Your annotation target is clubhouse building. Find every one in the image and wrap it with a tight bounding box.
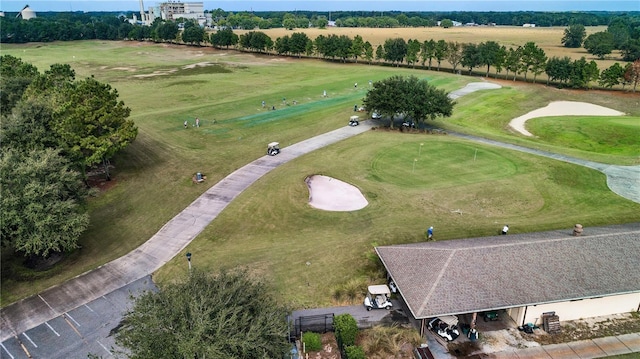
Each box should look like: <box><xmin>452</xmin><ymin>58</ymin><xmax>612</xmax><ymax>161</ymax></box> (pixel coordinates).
<box><xmin>375</xmin><ymin>223</ymin><xmax>640</xmax><ymax>335</ymax></box>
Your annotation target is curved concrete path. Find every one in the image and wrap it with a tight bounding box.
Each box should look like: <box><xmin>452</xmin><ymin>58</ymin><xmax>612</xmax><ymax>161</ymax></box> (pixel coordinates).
<box><xmin>2</xmin><ymin>82</ymin><xmax>638</xmax><ymax>347</ymax></box>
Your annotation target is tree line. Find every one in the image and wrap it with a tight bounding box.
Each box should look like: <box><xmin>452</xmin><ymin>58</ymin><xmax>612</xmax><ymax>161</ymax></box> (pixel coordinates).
<box><xmin>208</xmin><ymin>29</ymin><xmax>638</xmax><ymax>91</ymax></box>
<box><xmin>0</xmin><ymin>55</ymin><xmax>137</xmax><ymax>261</ymax></box>
<box><xmin>2</xmin><ymin>12</ymin><xmax>638</xmax><ymax>91</ymax></box>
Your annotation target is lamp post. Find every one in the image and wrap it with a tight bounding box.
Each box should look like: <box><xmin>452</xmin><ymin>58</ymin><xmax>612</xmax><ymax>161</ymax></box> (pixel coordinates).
<box><xmin>186</xmin><ymin>252</ymin><xmax>192</xmax><ymax>271</ymax></box>
<box><xmin>419</xmin><ymin>143</ymin><xmax>424</xmax><ymax>156</ymax></box>
<box><xmin>412</xmin><ymin>158</ymin><xmax>417</xmax><ymax>173</ymax></box>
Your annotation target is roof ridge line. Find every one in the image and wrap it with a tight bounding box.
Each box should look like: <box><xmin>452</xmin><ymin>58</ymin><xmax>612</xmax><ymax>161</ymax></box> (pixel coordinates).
<box><xmin>417</xmin><ymin>249</ymin><xmax>457</xmax><ymax>316</ymax></box>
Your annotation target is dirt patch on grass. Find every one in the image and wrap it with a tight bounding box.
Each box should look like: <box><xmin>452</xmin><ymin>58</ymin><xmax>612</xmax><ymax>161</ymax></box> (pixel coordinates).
<box><xmin>304</xmin><ymin>332</ymin><xmax>340</xmax><ymax>359</ymax></box>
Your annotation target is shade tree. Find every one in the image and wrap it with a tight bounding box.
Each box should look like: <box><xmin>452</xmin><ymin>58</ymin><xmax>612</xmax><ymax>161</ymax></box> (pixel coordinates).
<box><xmin>115</xmin><ymin>269</ymin><xmax>290</xmax><ymax>359</ymax></box>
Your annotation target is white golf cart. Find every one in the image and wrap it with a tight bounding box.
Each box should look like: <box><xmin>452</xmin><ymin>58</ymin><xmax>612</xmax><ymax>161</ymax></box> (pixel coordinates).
<box><xmin>427</xmin><ymin>315</ymin><xmax>460</xmax><ymax>342</ymax></box>
<box><xmin>267</xmin><ymin>142</ymin><xmax>280</xmax><ymax>156</ymax></box>
<box><xmin>349</xmin><ymin>115</ymin><xmax>359</xmax><ymax>126</ymax></box>
<box><xmin>363</xmin><ymin>284</ymin><xmax>393</xmax><ymax>311</ymax></box>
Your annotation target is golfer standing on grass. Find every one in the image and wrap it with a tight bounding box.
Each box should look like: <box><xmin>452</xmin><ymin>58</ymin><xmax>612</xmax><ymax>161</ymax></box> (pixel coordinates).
<box><xmin>501</xmin><ymin>224</ymin><xmax>509</xmax><ymax>235</ymax></box>
<box><xmin>427</xmin><ymin>226</ymin><xmax>434</xmax><ymax>240</ymax></box>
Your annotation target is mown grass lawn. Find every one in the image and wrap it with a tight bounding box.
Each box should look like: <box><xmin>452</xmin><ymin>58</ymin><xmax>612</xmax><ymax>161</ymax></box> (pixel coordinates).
<box><xmin>1</xmin><ymin>40</ymin><xmax>638</xmax><ymax>306</ymax></box>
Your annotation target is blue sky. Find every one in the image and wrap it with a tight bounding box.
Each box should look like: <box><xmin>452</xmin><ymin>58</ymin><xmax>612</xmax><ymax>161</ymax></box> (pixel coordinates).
<box><xmin>1</xmin><ymin>0</ymin><xmax>638</xmax><ymax>13</ymax></box>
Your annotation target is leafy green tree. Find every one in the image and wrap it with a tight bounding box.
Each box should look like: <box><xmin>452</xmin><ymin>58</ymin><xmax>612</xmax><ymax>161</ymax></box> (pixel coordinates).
<box><xmin>621</xmin><ymin>39</ymin><xmax>640</xmax><ymax>62</ymax></box>
<box><xmin>275</xmin><ymin>35</ymin><xmax>290</xmax><ymax>54</ymax></box>
<box><xmin>505</xmin><ymin>46</ymin><xmax>522</xmax><ymax>81</ymax></box>
<box><xmin>0</xmin><ymin>55</ymin><xmax>40</xmax><ymax>114</ymax></box>
<box><xmin>335</xmin><ymin>35</ymin><xmax>353</xmax><ymax>62</ymax></box>
<box><xmin>440</xmin><ymin>19</ymin><xmax>454</xmax><ymax>28</ymax></box>
<box><xmin>289</xmin><ymin>32</ymin><xmax>310</xmax><ymax>57</ymax></box>
<box><xmin>375</xmin><ymin>44</ymin><xmax>385</xmax><ymax>62</ymax></box>
<box><xmin>584</xmin><ymin>32</ymin><xmax>614</xmax><ymax>59</ymax></box>
<box><xmin>0</xmin><ymin>148</ymin><xmax>89</xmax><ymax>258</ymax></box>
<box><xmin>316</xmin><ymin>17</ymin><xmax>328</xmax><ymax>29</ymax></box>
<box><xmin>420</xmin><ymin>39</ymin><xmax>436</xmax><ymax>69</ymax></box>
<box><xmin>181</xmin><ymin>23</ymin><xmax>205</xmax><ymax>45</ymax></box>
<box><xmin>115</xmin><ymin>269</ymin><xmax>290</xmax><ymax>359</ymax></box>
<box><xmin>209</xmin><ymin>28</ymin><xmax>238</xmax><ymax>48</ymax></box>
<box><xmin>446</xmin><ymin>41</ymin><xmax>463</xmax><ymax>73</ymax></box>
<box><xmin>363</xmin><ymin>75</ymin><xmax>454</xmax><ymax>128</ymax></box>
<box><xmin>305</xmin><ymin>38</ymin><xmax>315</xmax><ymax>56</ymax></box>
<box><xmin>607</xmin><ymin>17</ymin><xmax>631</xmax><ymax>49</ymax></box>
<box><xmin>520</xmin><ymin>41</ymin><xmax>547</xmax><ymax>82</ymax></box>
<box><xmin>154</xmin><ymin>21</ymin><xmax>178</xmax><ymax>42</ymax></box>
<box><xmin>562</xmin><ymin>24</ymin><xmax>586</xmax><ymax>48</ymax></box>
<box><xmin>351</xmin><ymin>35</ymin><xmax>365</xmax><ymax>62</ymax></box>
<box><xmin>478</xmin><ymin>40</ymin><xmax>501</xmax><ymax>77</ymax></box>
<box><xmin>239</xmin><ymin>31</ymin><xmax>273</xmax><ymax>53</ymax></box>
<box><xmin>598</xmin><ymin>63</ymin><xmax>626</xmax><ymax>88</ymax></box>
<box><xmin>383</xmin><ymin>38</ymin><xmax>407</xmax><ymax>65</ymax></box>
<box><xmin>493</xmin><ymin>45</ymin><xmax>508</xmax><ymax>78</ymax></box>
<box><xmin>363</xmin><ymin>41</ymin><xmax>374</xmax><ymax>64</ymax></box>
<box><xmin>52</xmin><ymin>77</ymin><xmax>137</xmax><ymax>180</ymax></box>
<box><xmin>545</xmin><ymin>56</ymin><xmax>573</xmax><ymax>85</ymax></box>
<box><xmin>461</xmin><ymin>43</ymin><xmax>481</xmax><ymax>75</ymax></box>
<box><xmin>283</xmin><ymin>17</ymin><xmax>296</xmax><ymax>30</ymax></box>
<box><xmin>434</xmin><ymin>40</ymin><xmax>448</xmax><ymax>71</ymax></box>
<box><xmin>569</xmin><ymin>57</ymin><xmax>600</xmax><ymax>89</ymax></box>
<box><xmin>406</xmin><ymin>39</ymin><xmax>421</xmax><ymax>67</ymax></box>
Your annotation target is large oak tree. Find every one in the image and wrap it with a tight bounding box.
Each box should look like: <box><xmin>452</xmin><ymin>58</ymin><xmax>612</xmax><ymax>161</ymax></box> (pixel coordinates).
<box><xmin>115</xmin><ymin>270</ymin><xmax>290</xmax><ymax>359</ymax></box>
<box><xmin>363</xmin><ymin>75</ymin><xmax>454</xmax><ymax>128</ymax></box>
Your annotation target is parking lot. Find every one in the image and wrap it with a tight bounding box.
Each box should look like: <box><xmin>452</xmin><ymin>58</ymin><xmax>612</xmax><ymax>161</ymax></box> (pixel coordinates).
<box><xmin>1</xmin><ymin>276</ymin><xmax>156</xmax><ymax>359</ymax></box>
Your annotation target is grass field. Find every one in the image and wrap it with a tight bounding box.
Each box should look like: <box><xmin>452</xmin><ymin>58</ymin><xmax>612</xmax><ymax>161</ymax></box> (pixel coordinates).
<box><xmin>1</xmin><ymin>40</ymin><xmax>639</xmax><ymax>306</ymax></box>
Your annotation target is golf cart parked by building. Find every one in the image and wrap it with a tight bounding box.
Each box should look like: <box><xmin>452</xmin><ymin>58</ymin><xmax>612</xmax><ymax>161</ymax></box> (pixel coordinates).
<box><xmin>267</xmin><ymin>142</ymin><xmax>280</xmax><ymax>156</ymax></box>
<box><xmin>349</xmin><ymin>115</ymin><xmax>359</xmax><ymax>126</ymax></box>
<box><xmin>364</xmin><ymin>285</ymin><xmax>393</xmax><ymax>311</ymax></box>
<box><xmin>427</xmin><ymin>315</ymin><xmax>460</xmax><ymax>342</ymax></box>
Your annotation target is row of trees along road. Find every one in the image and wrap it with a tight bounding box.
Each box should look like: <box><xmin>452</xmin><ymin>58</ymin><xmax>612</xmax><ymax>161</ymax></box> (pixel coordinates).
<box><xmin>0</xmin><ymin>55</ymin><xmax>137</xmax><ymax>262</ymax></box>
<box><xmin>219</xmin><ymin>30</ymin><xmax>639</xmax><ymax>91</ymax></box>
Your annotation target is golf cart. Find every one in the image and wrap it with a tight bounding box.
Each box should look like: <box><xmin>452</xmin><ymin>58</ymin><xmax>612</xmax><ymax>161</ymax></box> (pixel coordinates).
<box><xmin>427</xmin><ymin>315</ymin><xmax>460</xmax><ymax>342</ymax></box>
<box><xmin>267</xmin><ymin>142</ymin><xmax>280</xmax><ymax>156</ymax></box>
<box><xmin>349</xmin><ymin>115</ymin><xmax>359</xmax><ymax>126</ymax></box>
<box><xmin>364</xmin><ymin>285</ymin><xmax>393</xmax><ymax>311</ymax></box>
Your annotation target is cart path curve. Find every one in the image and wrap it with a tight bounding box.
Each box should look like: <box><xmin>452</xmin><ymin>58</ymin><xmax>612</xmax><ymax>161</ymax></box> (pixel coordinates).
<box><xmin>2</xmin><ymin>82</ymin><xmax>638</xmax><ymax>344</ymax></box>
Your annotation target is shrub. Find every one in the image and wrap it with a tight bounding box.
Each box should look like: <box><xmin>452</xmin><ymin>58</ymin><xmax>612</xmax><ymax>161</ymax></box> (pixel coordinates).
<box><xmin>344</xmin><ymin>345</ymin><xmax>366</xmax><ymax>359</ymax></box>
<box><xmin>334</xmin><ymin>313</ymin><xmax>358</xmax><ymax>350</ymax></box>
<box><xmin>301</xmin><ymin>331</ymin><xmax>322</xmax><ymax>351</ymax></box>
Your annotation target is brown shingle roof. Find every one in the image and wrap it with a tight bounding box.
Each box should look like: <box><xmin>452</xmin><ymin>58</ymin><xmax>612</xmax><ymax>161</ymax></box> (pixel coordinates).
<box><xmin>376</xmin><ymin>223</ymin><xmax>640</xmax><ymax>319</ymax></box>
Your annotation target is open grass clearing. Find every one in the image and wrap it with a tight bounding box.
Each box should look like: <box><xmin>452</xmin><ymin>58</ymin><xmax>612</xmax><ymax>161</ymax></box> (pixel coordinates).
<box><xmin>1</xmin><ymin>41</ymin><xmax>638</xmax><ymax>306</ymax></box>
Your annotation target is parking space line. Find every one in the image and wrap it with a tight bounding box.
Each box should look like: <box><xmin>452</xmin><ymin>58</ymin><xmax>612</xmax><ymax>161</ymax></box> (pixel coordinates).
<box><xmin>63</xmin><ymin>315</ymin><xmax>84</xmax><ymax>339</ymax></box>
<box><xmin>18</xmin><ymin>340</ymin><xmax>31</xmax><ymax>359</ymax></box>
<box><xmin>84</xmin><ymin>304</ymin><xmax>95</xmax><ymax>312</ymax></box>
<box><xmin>97</xmin><ymin>340</ymin><xmax>111</xmax><ymax>355</ymax></box>
<box><xmin>22</xmin><ymin>333</ymin><xmax>37</xmax><ymax>348</ymax></box>
<box><xmin>44</xmin><ymin>321</ymin><xmax>60</xmax><ymax>337</ymax></box>
<box><xmin>1</xmin><ymin>343</ymin><xmax>15</xmax><ymax>359</ymax></box>
<box><xmin>65</xmin><ymin>312</ymin><xmax>81</xmax><ymax>327</ymax></box>
<box><xmin>38</xmin><ymin>294</ymin><xmax>56</xmax><ymax>313</ymax></box>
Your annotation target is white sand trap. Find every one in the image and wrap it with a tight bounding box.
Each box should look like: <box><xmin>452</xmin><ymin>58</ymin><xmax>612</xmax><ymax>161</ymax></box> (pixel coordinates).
<box><xmin>509</xmin><ymin>101</ymin><xmax>625</xmax><ymax>137</ymax></box>
<box><xmin>306</xmin><ymin>175</ymin><xmax>368</xmax><ymax>211</ymax></box>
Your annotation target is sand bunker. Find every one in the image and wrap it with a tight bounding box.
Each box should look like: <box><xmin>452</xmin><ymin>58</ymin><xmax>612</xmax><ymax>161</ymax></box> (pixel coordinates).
<box><xmin>306</xmin><ymin>175</ymin><xmax>368</xmax><ymax>211</ymax></box>
<box><xmin>509</xmin><ymin>101</ymin><xmax>625</xmax><ymax>137</ymax></box>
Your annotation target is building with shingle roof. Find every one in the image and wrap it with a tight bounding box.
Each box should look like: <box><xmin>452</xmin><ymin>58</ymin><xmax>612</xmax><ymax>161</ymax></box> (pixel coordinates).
<box><xmin>376</xmin><ymin>223</ymin><xmax>640</xmax><ymax>333</ymax></box>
